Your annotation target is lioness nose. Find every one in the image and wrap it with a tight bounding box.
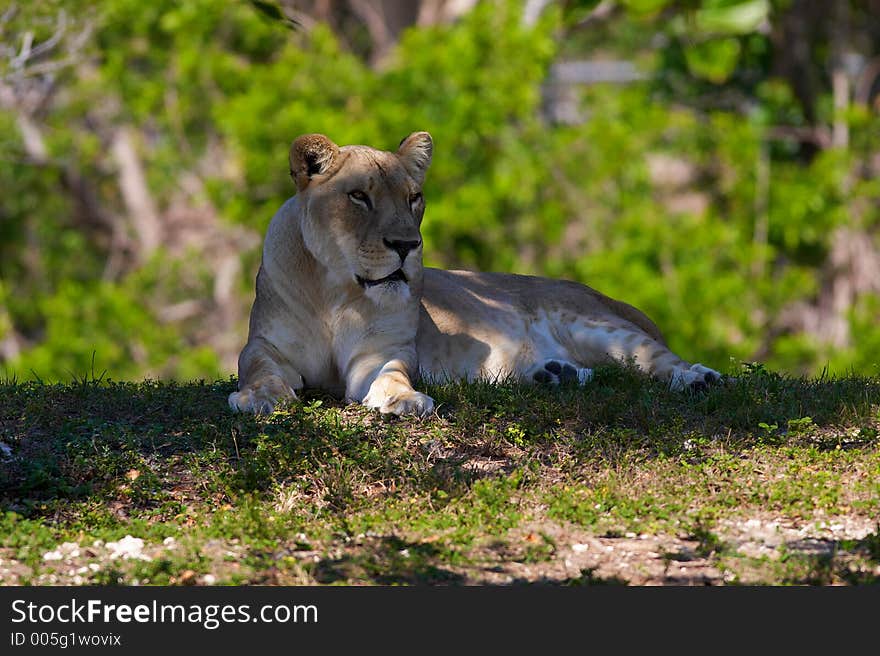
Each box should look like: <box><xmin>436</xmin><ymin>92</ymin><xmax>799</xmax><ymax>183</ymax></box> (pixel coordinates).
<box><xmin>384</xmin><ymin>238</ymin><xmax>421</xmax><ymax>262</ymax></box>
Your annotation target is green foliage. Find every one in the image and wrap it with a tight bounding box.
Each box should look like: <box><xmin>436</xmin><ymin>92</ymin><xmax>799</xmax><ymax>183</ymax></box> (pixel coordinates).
<box><xmin>19</xmin><ymin>277</ymin><xmax>219</xmax><ymax>382</ymax></box>
<box><xmin>1</xmin><ymin>0</ymin><xmax>879</xmax><ymax>381</ymax></box>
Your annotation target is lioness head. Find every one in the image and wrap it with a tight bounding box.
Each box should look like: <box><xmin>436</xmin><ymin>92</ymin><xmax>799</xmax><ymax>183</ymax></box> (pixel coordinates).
<box><xmin>289</xmin><ymin>131</ymin><xmax>433</xmax><ymax>306</ymax></box>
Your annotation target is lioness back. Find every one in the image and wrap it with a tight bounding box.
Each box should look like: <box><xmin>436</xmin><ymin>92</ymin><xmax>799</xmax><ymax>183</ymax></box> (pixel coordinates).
<box><xmin>417</xmin><ymin>268</ymin><xmax>676</xmax><ymax>384</ymax></box>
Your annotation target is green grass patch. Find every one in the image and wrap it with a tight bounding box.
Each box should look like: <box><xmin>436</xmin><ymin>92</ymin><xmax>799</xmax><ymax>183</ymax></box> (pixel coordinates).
<box><xmin>1</xmin><ymin>365</ymin><xmax>879</xmax><ymax>585</ymax></box>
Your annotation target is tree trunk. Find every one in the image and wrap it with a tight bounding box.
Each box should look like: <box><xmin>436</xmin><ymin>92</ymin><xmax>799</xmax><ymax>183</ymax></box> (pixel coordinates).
<box><xmin>110</xmin><ymin>127</ymin><xmax>162</xmax><ymax>261</ymax></box>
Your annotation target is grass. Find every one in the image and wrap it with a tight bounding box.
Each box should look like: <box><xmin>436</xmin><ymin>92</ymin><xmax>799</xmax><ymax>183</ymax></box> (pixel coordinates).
<box><xmin>1</xmin><ymin>363</ymin><xmax>879</xmax><ymax>585</ymax></box>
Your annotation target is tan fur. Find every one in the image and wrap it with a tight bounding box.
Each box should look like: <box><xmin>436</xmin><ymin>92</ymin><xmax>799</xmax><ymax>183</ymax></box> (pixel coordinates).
<box><xmin>230</xmin><ymin>133</ymin><xmax>719</xmax><ymax>416</ymax></box>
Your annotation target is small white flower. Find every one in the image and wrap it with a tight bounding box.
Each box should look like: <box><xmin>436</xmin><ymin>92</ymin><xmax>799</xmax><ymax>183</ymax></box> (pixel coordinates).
<box><xmin>60</xmin><ymin>542</ymin><xmax>80</xmax><ymax>558</ymax></box>
<box><xmin>106</xmin><ymin>535</ymin><xmax>152</xmax><ymax>561</ymax></box>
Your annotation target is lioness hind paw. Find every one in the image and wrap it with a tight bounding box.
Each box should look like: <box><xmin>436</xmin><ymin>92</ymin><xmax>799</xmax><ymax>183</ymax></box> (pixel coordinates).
<box><xmin>669</xmin><ymin>363</ymin><xmax>722</xmax><ymax>393</ymax></box>
<box><xmin>532</xmin><ymin>360</ymin><xmax>594</xmax><ymax>386</ymax></box>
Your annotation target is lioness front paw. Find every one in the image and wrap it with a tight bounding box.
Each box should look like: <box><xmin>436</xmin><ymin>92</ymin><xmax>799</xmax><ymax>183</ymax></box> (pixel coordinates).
<box><xmin>228</xmin><ymin>376</ymin><xmax>297</xmax><ymax>414</ymax></box>
<box><xmin>669</xmin><ymin>363</ymin><xmax>722</xmax><ymax>393</ymax></box>
<box><xmin>362</xmin><ymin>389</ymin><xmax>435</xmax><ymax>417</ymax></box>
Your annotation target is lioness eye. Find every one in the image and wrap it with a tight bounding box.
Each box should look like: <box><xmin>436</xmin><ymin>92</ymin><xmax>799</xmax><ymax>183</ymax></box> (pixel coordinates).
<box><xmin>348</xmin><ymin>190</ymin><xmax>372</xmax><ymax>210</ymax></box>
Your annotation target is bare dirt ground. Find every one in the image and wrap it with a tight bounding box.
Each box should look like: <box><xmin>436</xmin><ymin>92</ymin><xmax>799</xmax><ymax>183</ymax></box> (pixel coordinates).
<box><xmin>3</xmin><ymin>513</ymin><xmax>876</xmax><ymax>586</ymax></box>
<box><xmin>450</xmin><ymin>514</ymin><xmax>878</xmax><ymax>585</ymax></box>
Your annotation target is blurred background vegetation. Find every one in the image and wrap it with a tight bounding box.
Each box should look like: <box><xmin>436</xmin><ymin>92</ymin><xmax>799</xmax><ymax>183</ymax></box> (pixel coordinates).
<box><xmin>1</xmin><ymin>0</ymin><xmax>880</xmax><ymax>382</ymax></box>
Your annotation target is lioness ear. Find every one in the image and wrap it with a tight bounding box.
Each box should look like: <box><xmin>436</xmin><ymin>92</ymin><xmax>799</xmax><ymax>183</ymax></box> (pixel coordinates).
<box><xmin>289</xmin><ymin>134</ymin><xmax>340</xmax><ymax>192</ymax></box>
<box><xmin>397</xmin><ymin>131</ymin><xmax>433</xmax><ymax>185</ymax></box>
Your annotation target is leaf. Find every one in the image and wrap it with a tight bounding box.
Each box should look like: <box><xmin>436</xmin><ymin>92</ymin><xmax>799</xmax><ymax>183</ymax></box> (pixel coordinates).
<box><xmin>694</xmin><ymin>0</ymin><xmax>769</xmax><ymax>36</ymax></box>
<box><xmin>247</xmin><ymin>0</ymin><xmax>300</xmax><ymax>29</ymax></box>
<box><xmin>248</xmin><ymin>0</ymin><xmax>284</xmax><ymax>21</ymax></box>
<box><xmin>620</xmin><ymin>0</ymin><xmax>671</xmax><ymax>16</ymax></box>
<box><xmin>684</xmin><ymin>37</ymin><xmax>742</xmax><ymax>83</ymax></box>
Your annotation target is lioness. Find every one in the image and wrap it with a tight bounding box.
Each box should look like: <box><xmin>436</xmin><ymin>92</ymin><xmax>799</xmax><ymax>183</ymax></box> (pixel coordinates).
<box><xmin>229</xmin><ymin>132</ymin><xmax>721</xmax><ymax>416</ymax></box>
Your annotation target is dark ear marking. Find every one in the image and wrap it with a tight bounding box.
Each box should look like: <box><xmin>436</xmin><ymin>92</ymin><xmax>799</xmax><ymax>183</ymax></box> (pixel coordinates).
<box><xmin>289</xmin><ymin>134</ymin><xmax>340</xmax><ymax>192</ymax></box>
<box><xmin>304</xmin><ymin>152</ymin><xmax>323</xmax><ymax>177</ymax></box>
